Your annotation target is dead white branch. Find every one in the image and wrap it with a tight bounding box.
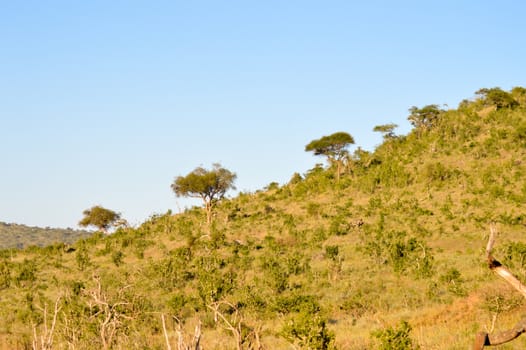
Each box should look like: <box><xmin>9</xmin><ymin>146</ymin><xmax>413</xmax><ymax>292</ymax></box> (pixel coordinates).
<box><xmin>161</xmin><ymin>314</ymin><xmax>172</xmax><ymax>350</ymax></box>
<box><xmin>85</xmin><ymin>275</ymin><xmax>133</xmax><ymax>350</ymax></box>
<box><xmin>32</xmin><ymin>296</ymin><xmax>62</xmax><ymax>350</ymax></box>
<box><xmin>161</xmin><ymin>314</ymin><xmax>201</xmax><ymax>350</ymax></box>
<box><xmin>473</xmin><ymin>224</ymin><xmax>526</xmax><ymax>349</ymax></box>
<box><xmin>486</xmin><ymin>223</ymin><xmax>526</xmax><ymax>299</ymax></box>
<box><xmin>207</xmin><ymin>301</ymin><xmax>263</xmax><ymax>350</ymax></box>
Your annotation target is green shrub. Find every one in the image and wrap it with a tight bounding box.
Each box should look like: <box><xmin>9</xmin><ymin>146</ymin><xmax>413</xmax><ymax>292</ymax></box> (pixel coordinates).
<box><xmin>439</xmin><ymin>268</ymin><xmax>466</xmax><ymax>297</ymax></box>
<box><xmin>261</xmin><ymin>256</ymin><xmax>289</xmax><ymax>293</ymax></box>
<box><xmin>340</xmin><ymin>290</ymin><xmax>376</xmax><ymax>319</ymax></box>
<box><xmin>372</xmin><ymin>320</ymin><xmax>418</xmax><ymax>350</ymax></box>
<box><xmin>502</xmin><ymin>241</ymin><xmax>526</xmax><ymax>269</ymax></box>
<box><xmin>273</xmin><ymin>293</ymin><xmax>320</xmax><ymax>314</ymax></box>
<box><xmin>281</xmin><ymin>311</ymin><xmax>335</xmax><ymax>350</ymax></box>
<box><xmin>168</xmin><ymin>292</ymin><xmax>199</xmax><ymax>319</ymax></box>
<box><xmin>329</xmin><ymin>216</ymin><xmax>350</xmax><ymax>236</ymax></box>
<box><xmin>112</xmin><ymin>250</ymin><xmax>124</xmax><ymax>266</ymax></box>
<box><xmin>325</xmin><ymin>245</ymin><xmax>339</xmax><ymax>261</ymax></box>
<box><xmin>15</xmin><ymin>259</ymin><xmax>37</xmax><ymax>287</ymax></box>
<box><xmin>306</xmin><ymin>202</ymin><xmax>322</xmax><ymax>217</ymax></box>
<box><xmin>362</xmin><ymin>230</ymin><xmax>434</xmax><ymax>277</ymax></box>
<box><xmin>0</xmin><ymin>259</ymin><xmax>11</xmax><ymax>289</ymax></box>
<box><xmin>75</xmin><ymin>243</ymin><xmax>91</xmax><ymax>271</ymax></box>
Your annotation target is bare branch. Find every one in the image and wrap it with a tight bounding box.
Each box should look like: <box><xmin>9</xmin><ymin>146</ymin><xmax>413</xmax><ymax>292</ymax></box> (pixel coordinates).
<box><xmin>474</xmin><ymin>318</ymin><xmax>526</xmax><ymax>349</ymax></box>
<box><xmin>474</xmin><ymin>224</ymin><xmax>526</xmax><ymax>348</ymax></box>
<box><xmin>193</xmin><ymin>321</ymin><xmax>202</xmax><ymax>350</ymax></box>
<box><xmin>485</xmin><ymin>223</ymin><xmax>497</xmax><ymax>258</ymax></box>
<box><xmin>207</xmin><ymin>302</ymin><xmax>242</xmax><ymax>350</ymax></box>
<box><xmin>31</xmin><ymin>296</ymin><xmax>62</xmax><ymax>350</ymax></box>
<box><xmin>161</xmin><ymin>314</ymin><xmax>172</xmax><ymax>350</ymax></box>
<box><xmin>485</xmin><ymin>224</ymin><xmax>526</xmax><ymax>299</ymax></box>
<box><xmin>160</xmin><ymin>315</ymin><xmax>201</xmax><ymax>350</ymax></box>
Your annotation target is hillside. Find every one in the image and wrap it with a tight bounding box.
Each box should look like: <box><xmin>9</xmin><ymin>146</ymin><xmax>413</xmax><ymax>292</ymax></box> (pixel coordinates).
<box><xmin>1</xmin><ymin>87</ymin><xmax>526</xmax><ymax>349</ymax></box>
<box><xmin>0</xmin><ymin>222</ymin><xmax>92</xmax><ymax>249</ymax></box>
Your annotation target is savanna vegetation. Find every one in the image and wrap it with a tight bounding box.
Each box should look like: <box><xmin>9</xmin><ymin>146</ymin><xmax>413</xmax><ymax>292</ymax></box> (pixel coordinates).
<box><xmin>2</xmin><ymin>86</ymin><xmax>526</xmax><ymax>349</ymax></box>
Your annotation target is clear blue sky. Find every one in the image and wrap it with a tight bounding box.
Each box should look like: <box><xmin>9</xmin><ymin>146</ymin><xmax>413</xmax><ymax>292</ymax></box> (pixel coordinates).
<box><xmin>1</xmin><ymin>1</ymin><xmax>525</xmax><ymax>229</ymax></box>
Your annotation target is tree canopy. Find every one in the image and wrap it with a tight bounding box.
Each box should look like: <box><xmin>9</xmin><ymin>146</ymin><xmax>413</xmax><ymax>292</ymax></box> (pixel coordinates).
<box><xmin>476</xmin><ymin>87</ymin><xmax>518</xmax><ymax>110</ymax></box>
<box><xmin>373</xmin><ymin>123</ymin><xmax>398</xmax><ymax>140</ymax></box>
<box><xmin>407</xmin><ymin>104</ymin><xmax>444</xmax><ymax>132</ymax></box>
<box><xmin>79</xmin><ymin>205</ymin><xmax>122</xmax><ymax>233</ymax></box>
<box><xmin>171</xmin><ymin>163</ymin><xmax>236</xmax><ymax>225</ymax></box>
<box><xmin>305</xmin><ymin>131</ymin><xmax>355</xmax><ymax>181</ymax></box>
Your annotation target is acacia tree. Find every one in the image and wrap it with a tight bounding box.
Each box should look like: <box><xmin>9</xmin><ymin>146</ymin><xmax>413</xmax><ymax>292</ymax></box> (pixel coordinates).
<box><xmin>79</xmin><ymin>206</ymin><xmax>122</xmax><ymax>234</ymax></box>
<box><xmin>407</xmin><ymin>104</ymin><xmax>444</xmax><ymax>135</ymax></box>
<box><xmin>476</xmin><ymin>87</ymin><xmax>518</xmax><ymax>110</ymax></box>
<box><xmin>373</xmin><ymin>123</ymin><xmax>399</xmax><ymax>157</ymax></box>
<box><xmin>171</xmin><ymin>163</ymin><xmax>236</xmax><ymax>225</ymax></box>
<box><xmin>373</xmin><ymin>123</ymin><xmax>398</xmax><ymax>140</ymax></box>
<box><xmin>305</xmin><ymin>131</ymin><xmax>355</xmax><ymax>182</ymax></box>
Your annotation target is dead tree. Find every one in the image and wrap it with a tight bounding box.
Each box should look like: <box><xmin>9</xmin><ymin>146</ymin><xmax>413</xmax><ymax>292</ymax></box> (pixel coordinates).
<box><xmin>161</xmin><ymin>314</ymin><xmax>201</xmax><ymax>350</ymax></box>
<box><xmin>32</xmin><ymin>296</ymin><xmax>62</xmax><ymax>350</ymax></box>
<box><xmin>473</xmin><ymin>224</ymin><xmax>526</xmax><ymax>349</ymax></box>
<box><xmin>85</xmin><ymin>275</ymin><xmax>133</xmax><ymax>350</ymax></box>
<box><xmin>207</xmin><ymin>301</ymin><xmax>263</xmax><ymax>350</ymax></box>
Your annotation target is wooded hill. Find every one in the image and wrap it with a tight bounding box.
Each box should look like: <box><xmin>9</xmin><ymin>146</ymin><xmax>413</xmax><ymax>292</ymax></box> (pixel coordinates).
<box><xmin>0</xmin><ymin>222</ymin><xmax>91</xmax><ymax>249</ymax></box>
<box><xmin>1</xmin><ymin>87</ymin><xmax>526</xmax><ymax>349</ymax></box>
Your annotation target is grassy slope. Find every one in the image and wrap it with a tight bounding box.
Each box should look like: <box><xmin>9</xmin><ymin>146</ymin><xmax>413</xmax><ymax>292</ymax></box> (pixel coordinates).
<box><xmin>1</xmin><ymin>89</ymin><xmax>526</xmax><ymax>349</ymax></box>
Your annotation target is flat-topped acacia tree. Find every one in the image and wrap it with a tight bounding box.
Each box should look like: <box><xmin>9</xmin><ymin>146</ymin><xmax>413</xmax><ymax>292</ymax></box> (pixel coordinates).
<box><xmin>171</xmin><ymin>163</ymin><xmax>236</xmax><ymax>225</ymax></box>
<box><xmin>79</xmin><ymin>205</ymin><xmax>122</xmax><ymax>234</ymax></box>
<box><xmin>305</xmin><ymin>131</ymin><xmax>355</xmax><ymax>182</ymax></box>
<box><xmin>373</xmin><ymin>123</ymin><xmax>398</xmax><ymax>140</ymax></box>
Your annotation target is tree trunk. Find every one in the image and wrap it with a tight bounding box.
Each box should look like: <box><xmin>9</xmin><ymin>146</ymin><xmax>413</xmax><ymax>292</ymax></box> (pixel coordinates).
<box><xmin>205</xmin><ymin>201</ymin><xmax>212</xmax><ymax>226</ymax></box>
<box><xmin>473</xmin><ymin>224</ymin><xmax>526</xmax><ymax>348</ymax></box>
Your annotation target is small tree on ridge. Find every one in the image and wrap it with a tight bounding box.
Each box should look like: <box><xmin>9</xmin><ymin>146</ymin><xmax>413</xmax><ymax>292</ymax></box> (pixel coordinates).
<box><xmin>171</xmin><ymin>163</ymin><xmax>236</xmax><ymax>225</ymax></box>
<box><xmin>305</xmin><ymin>131</ymin><xmax>355</xmax><ymax>182</ymax></box>
<box><xmin>79</xmin><ymin>205</ymin><xmax>122</xmax><ymax>234</ymax></box>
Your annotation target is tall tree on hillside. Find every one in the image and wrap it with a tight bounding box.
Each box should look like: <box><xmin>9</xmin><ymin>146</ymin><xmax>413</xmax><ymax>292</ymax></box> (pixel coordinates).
<box><xmin>373</xmin><ymin>123</ymin><xmax>399</xmax><ymax>157</ymax></box>
<box><xmin>171</xmin><ymin>163</ymin><xmax>237</xmax><ymax>225</ymax></box>
<box><xmin>79</xmin><ymin>205</ymin><xmax>122</xmax><ymax>234</ymax></box>
<box><xmin>476</xmin><ymin>87</ymin><xmax>518</xmax><ymax>110</ymax></box>
<box><xmin>373</xmin><ymin>123</ymin><xmax>398</xmax><ymax>140</ymax></box>
<box><xmin>407</xmin><ymin>104</ymin><xmax>444</xmax><ymax>135</ymax></box>
<box><xmin>305</xmin><ymin>131</ymin><xmax>355</xmax><ymax>182</ymax></box>
<box><xmin>511</xmin><ymin>86</ymin><xmax>526</xmax><ymax>106</ymax></box>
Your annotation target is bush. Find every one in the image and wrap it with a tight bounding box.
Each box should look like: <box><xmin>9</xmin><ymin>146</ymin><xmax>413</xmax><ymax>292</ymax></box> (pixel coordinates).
<box><xmin>111</xmin><ymin>250</ymin><xmax>124</xmax><ymax>266</ymax></box>
<box><xmin>0</xmin><ymin>259</ymin><xmax>11</xmax><ymax>289</ymax></box>
<box><xmin>372</xmin><ymin>320</ymin><xmax>418</xmax><ymax>350</ymax></box>
<box><xmin>329</xmin><ymin>216</ymin><xmax>350</xmax><ymax>236</ymax></box>
<box><xmin>325</xmin><ymin>245</ymin><xmax>339</xmax><ymax>261</ymax></box>
<box><xmin>273</xmin><ymin>293</ymin><xmax>320</xmax><ymax>314</ymax></box>
<box><xmin>261</xmin><ymin>256</ymin><xmax>289</xmax><ymax>293</ymax></box>
<box><xmin>439</xmin><ymin>268</ymin><xmax>466</xmax><ymax>297</ymax></box>
<box><xmin>281</xmin><ymin>311</ymin><xmax>335</xmax><ymax>350</ymax></box>
<box><xmin>502</xmin><ymin>241</ymin><xmax>526</xmax><ymax>269</ymax></box>
<box><xmin>363</xmin><ymin>230</ymin><xmax>434</xmax><ymax>276</ymax></box>
<box><xmin>15</xmin><ymin>259</ymin><xmax>37</xmax><ymax>287</ymax></box>
<box><xmin>423</xmin><ymin>162</ymin><xmax>459</xmax><ymax>184</ymax></box>
<box><xmin>168</xmin><ymin>292</ymin><xmax>200</xmax><ymax>319</ymax></box>
<box><xmin>340</xmin><ymin>289</ymin><xmax>376</xmax><ymax>319</ymax></box>
<box><xmin>76</xmin><ymin>243</ymin><xmax>91</xmax><ymax>271</ymax></box>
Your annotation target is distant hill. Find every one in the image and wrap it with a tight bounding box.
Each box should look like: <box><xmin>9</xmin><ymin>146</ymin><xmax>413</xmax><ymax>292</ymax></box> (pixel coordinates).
<box><xmin>0</xmin><ymin>221</ymin><xmax>92</xmax><ymax>249</ymax></box>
